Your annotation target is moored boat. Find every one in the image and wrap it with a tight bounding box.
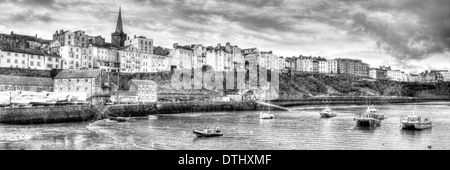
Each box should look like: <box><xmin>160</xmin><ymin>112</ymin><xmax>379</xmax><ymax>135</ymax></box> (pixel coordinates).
<box><xmin>401</xmin><ymin>115</ymin><xmax>432</xmax><ymax>130</ymax></box>
<box><xmin>108</xmin><ymin>117</ymin><xmax>129</xmax><ymax>122</ymax></box>
<box><xmin>320</xmin><ymin>107</ymin><xmax>336</xmax><ymax>118</ymax></box>
<box><xmin>260</xmin><ymin>112</ymin><xmax>274</xmax><ymax>119</ymax></box>
<box><xmin>365</xmin><ymin>106</ymin><xmax>385</xmax><ymax>120</ymax></box>
<box><xmin>355</xmin><ymin>114</ymin><xmax>381</xmax><ymax>127</ymax></box>
<box><xmin>193</xmin><ymin>127</ymin><xmax>223</xmax><ymax>137</ymax></box>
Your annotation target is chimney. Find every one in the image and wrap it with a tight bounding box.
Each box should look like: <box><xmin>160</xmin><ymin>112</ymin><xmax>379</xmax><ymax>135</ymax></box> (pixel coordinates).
<box><xmin>226</xmin><ymin>42</ymin><xmax>230</xmax><ymax>46</ymax></box>
<box><xmin>134</xmin><ymin>35</ymin><xmax>136</xmax><ymax>38</ymax></box>
<box><xmin>173</xmin><ymin>43</ymin><xmax>178</xmax><ymax>48</ymax></box>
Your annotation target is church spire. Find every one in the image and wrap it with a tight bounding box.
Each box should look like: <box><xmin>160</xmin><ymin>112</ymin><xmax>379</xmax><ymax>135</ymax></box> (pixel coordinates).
<box><xmin>111</xmin><ymin>6</ymin><xmax>127</xmax><ymax>47</ymax></box>
<box><xmin>115</xmin><ymin>6</ymin><xmax>124</xmax><ymax>33</ymax></box>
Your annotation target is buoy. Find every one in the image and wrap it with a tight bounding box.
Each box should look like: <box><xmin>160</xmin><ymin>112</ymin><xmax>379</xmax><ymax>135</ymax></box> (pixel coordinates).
<box><xmin>428</xmin><ymin>145</ymin><xmax>432</xmax><ymax>149</ymax></box>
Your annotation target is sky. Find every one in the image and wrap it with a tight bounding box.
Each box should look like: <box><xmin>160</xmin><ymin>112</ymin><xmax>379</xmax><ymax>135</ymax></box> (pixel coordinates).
<box><xmin>0</xmin><ymin>0</ymin><xmax>448</xmax><ymax>74</ymax></box>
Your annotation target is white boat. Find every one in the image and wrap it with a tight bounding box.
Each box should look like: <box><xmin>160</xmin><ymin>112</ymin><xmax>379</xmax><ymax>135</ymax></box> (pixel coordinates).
<box><xmin>193</xmin><ymin>127</ymin><xmax>223</xmax><ymax>137</ymax></box>
<box><xmin>260</xmin><ymin>112</ymin><xmax>274</xmax><ymax>119</ymax></box>
<box><xmin>401</xmin><ymin>115</ymin><xmax>432</xmax><ymax>130</ymax></box>
<box><xmin>365</xmin><ymin>106</ymin><xmax>385</xmax><ymax>120</ymax></box>
<box><xmin>320</xmin><ymin>107</ymin><xmax>336</xmax><ymax>118</ymax></box>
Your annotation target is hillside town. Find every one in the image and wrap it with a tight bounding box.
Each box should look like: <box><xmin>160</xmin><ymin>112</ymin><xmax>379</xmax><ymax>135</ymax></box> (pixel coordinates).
<box><xmin>0</xmin><ymin>7</ymin><xmax>449</xmax><ymax>106</ymax></box>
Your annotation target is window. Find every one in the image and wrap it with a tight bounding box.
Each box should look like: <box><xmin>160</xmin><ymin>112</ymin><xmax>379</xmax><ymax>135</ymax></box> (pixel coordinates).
<box><xmin>15</xmin><ymin>53</ymin><xmax>18</xmax><ymax>57</ymax></box>
<box><xmin>22</xmin><ymin>60</ymin><xmax>25</xmax><ymax>65</ymax></box>
<box><xmin>37</xmin><ymin>62</ymin><xmax>41</xmax><ymax>66</ymax></box>
<box><xmin>7</xmin><ymin>53</ymin><xmax>11</xmax><ymax>56</ymax></box>
<box><xmin>68</xmin><ymin>41</ymin><xmax>71</xmax><ymax>45</ymax></box>
<box><xmin>22</xmin><ymin>54</ymin><xmax>25</xmax><ymax>58</ymax></box>
<box><xmin>30</xmin><ymin>61</ymin><xmax>34</xmax><ymax>66</ymax></box>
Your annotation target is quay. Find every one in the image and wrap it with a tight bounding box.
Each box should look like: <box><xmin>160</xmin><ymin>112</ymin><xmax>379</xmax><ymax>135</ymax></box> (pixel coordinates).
<box><xmin>0</xmin><ymin>98</ymin><xmax>448</xmax><ymax>125</ymax></box>
<box><xmin>0</xmin><ymin>101</ymin><xmax>259</xmax><ymax>125</ymax></box>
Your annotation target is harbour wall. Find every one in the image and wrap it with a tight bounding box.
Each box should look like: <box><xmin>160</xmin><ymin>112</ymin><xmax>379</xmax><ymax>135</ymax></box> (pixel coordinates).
<box><xmin>0</xmin><ymin>105</ymin><xmax>99</xmax><ymax>125</ymax></box>
<box><xmin>1</xmin><ymin>99</ymin><xmax>448</xmax><ymax>125</ymax></box>
<box><xmin>271</xmin><ymin>97</ymin><xmax>449</xmax><ymax>107</ymax></box>
<box><xmin>0</xmin><ymin>101</ymin><xmax>259</xmax><ymax>125</ymax></box>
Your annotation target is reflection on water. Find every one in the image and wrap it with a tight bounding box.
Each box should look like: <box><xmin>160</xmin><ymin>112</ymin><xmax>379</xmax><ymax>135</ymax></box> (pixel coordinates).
<box><xmin>1</xmin><ymin>102</ymin><xmax>449</xmax><ymax>150</ymax></box>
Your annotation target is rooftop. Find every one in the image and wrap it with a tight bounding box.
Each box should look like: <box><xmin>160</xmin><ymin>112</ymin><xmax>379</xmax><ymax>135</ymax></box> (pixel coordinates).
<box><xmin>0</xmin><ymin>75</ymin><xmax>53</xmax><ymax>86</ymax></box>
<box><xmin>54</xmin><ymin>69</ymin><xmax>103</xmax><ymax>79</ymax></box>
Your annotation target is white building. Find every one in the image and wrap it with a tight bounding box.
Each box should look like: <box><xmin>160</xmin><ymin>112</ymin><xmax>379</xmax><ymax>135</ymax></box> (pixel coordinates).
<box><xmin>124</xmin><ymin>35</ymin><xmax>154</xmax><ymax>54</ymax></box>
<box><xmin>0</xmin><ymin>45</ymin><xmax>61</xmax><ymax>70</ymax></box>
<box><xmin>327</xmin><ymin>59</ymin><xmax>338</xmax><ymax>74</ymax></box>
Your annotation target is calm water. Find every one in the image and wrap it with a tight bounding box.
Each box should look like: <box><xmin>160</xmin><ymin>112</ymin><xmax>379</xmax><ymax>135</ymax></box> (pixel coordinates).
<box><xmin>1</xmin><ymin>102</ymin><xmax>450</xmax><ymax>150</ymax></box>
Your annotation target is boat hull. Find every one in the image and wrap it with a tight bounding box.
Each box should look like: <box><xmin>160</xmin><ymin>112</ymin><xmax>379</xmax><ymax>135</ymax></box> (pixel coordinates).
<box><xmin>320</xmin><ymin>113</ymin><xmax>337</xmax><ymax>118</ymax></box>
<box><xmin>193</xmin><ymin>130</ymin><xmax>223</xmax><ymax>138</ymax></box>
<box><xmin>260</xmin><ymin>113</ymin><xmax>274</xmax><ymax>119</ymax></box>
<box><xmin>355</xmin><ymin>118</ymin><xmax>380</xmax><ymax>127</ymax></box>
<box><xmin>109</xmin><ymin>117</ymin><xmax>129</xmax><ymax>122</ymax></box>
<box><xmin>401</xmin><ymin>122</ymin><xmax>432</xmax><ymax>130</ymax></box>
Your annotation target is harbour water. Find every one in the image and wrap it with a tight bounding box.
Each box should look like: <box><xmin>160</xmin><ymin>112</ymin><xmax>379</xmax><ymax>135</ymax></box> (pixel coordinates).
<box><xmin>1</xmin><ymin>102</ymin><xmax>449</xmax><ymax>150</ymax></box>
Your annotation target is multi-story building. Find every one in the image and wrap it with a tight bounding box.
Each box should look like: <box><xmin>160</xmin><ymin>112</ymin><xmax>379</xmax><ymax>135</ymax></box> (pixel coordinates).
<box><xmin>90</xmin><ymin>44</ymin><xmax>120</xmax><ymax>72</ymax></box>
<box><xmin>172</xmin><ymin>43</ymin><xmax>194</xmax><ymax>70</ymax></box>
<box><xmin>53</xmin><ymin>69</ymin><xmax>108</xmax><ymax>98</ymax></box>
<box><xmin>125</xmin><ymin>35</ymin><xmax>154</xmax><ymax>54</ymax></box>
<box><xmin>438</xmin><ymin>70</ymin><xmax>450</xmax><ymax>82</ymax></box>
<box><xmin>53</xmin><ymin>30</ymin><xmax>90</xmax><ymax>48</ymax></box>
<box><xmin>369</xmin><ymin>68</ymin><xmax>387</xmax><ymax>80</ymax></box>
<box><xmin>224</xmin><ymin>43</ymin><xmax>244</xmax><ymax>70</ymax></box>
<box><xmin>336</xmin><ymin>58</ymin><xmax>369</xmax><ymax>77</ymax></box>
<box><xmin>128</xmin><ymin>79</ymin><xmax>157</xmax><ymax>103</ymax></box>
<box><xmin>0</xmin><ymin>75</ymin><xmax>54</xmax><ymax>92</ymax></box>
<box><xmin>1</xmin><ymin>31</ymin><xmax>52</xmax><ymax>49</ymax></box>
<box><xmin>317</xmin><ymin>57</ymin><xmax>327</xmax><ymax>73</ymax></box>
<box><xmin>0</xmin><ymin>45</ymin><xmax>61</xmax><ymax>70</ymax></box>
<box><xmin>150</xmin><ymin>47</ymin><xmax>172</xmax><ymax>72</ymax></box>
<box><xmin>296</xmin><ymin>55</ymin><xmax>314</xmax><ymax>72</ymax></box>
<box><xmin>327</xmin><ymin>59</ymin><xmax>338</xmax><ymax>74</ymax></box>
<box><xmin>119</xmin><ymin>46</ymin><xmax>141</xmax><ymax>73</ymax></box>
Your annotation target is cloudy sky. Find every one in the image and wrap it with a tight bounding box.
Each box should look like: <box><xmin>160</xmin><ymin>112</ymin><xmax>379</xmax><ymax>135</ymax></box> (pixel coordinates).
<box><xmin>0</xmin><ymin>0</ymin><xmax>448</xmax><ymax>73</ymax></box>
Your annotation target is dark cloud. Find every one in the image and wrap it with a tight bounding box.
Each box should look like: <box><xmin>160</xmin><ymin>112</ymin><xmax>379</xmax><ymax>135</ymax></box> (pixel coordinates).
<box><xmin>5</xmin><ymin>0</ymin><xmax>56</xmax><ymax>8</ymax></box>
<box><xmin>351</xmin><ymin>0</ymin><xmax>450</xmax><ymax>61</ymax></box>
<box><xmin>9</xmin><ymin>10</ymin><xmax>55</xmax><ymax>23</ymax></box>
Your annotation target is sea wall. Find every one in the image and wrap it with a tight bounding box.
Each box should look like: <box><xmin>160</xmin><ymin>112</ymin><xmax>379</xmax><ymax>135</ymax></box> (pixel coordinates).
<box><xmin>0</xmin><ymin>105</ymin><xmax>99</xmax><ymax>125</ymax></box>
<box><xmin>0</xmin><ymin>101</ymin><xmax>259</xmax><ymax>125</ymax></box>
<box><xmin>1</xmin><ymin>99</ymin><xmax>447</xmax><ymax>125</ymax></box>
<box><xmin>271</xmin><ymin>97</ymin><xmax>449</xmax><ymax>107</ymax></box>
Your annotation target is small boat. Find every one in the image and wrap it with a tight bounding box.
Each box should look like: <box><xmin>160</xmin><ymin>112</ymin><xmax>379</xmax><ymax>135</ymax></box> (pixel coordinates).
<box><xmin>260</xmin><ymin>112</ymin><xmax>274</xmax><ymax>119</ymax></box>
<box><xmin>108</xmin><ymin>117</ymin><xmax>130</xmax><ymax>122</ymax></box>
<box><xmin>193</xmin><ymin>127</ymin><xmax>223</xmax><ymax>138</ymax></box>
<box><xmin>401</xmin><ymin>115</ymin><xmax>432</xmax><ymax>130</ymax></box>
<box><xmin>320</xmin><ymin>107</ymin><xmax>336</xmax><ymax>118</ymax></box>
<box><xmin>365</xmin><ymin>106</ymin><xmax>385</xmax><ymax>120</ymax></box>
<box><xmin>354</xmin><ymin>114</ymin><xmax>381</xmax><ymax>127</ymax></box>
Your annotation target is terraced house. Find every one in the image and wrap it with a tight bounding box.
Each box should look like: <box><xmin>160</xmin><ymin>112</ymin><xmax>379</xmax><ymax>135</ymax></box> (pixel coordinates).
<box><xmin>0</xmin><ymin>45</ymin><xmax>61</xmax><ymax>70</ymax></box>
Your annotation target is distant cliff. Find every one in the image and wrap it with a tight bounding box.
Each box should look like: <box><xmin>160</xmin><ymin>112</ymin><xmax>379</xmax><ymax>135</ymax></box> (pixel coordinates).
<box><xmin>278</xmin><ymin>73</ymin><xmax>450</xmax><ymax>100</ymax></box>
